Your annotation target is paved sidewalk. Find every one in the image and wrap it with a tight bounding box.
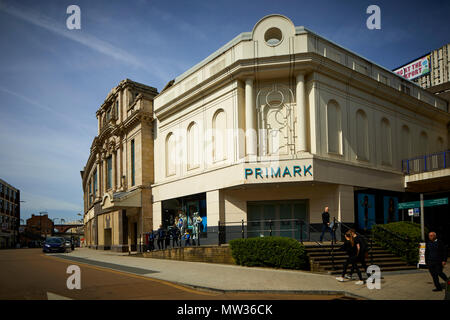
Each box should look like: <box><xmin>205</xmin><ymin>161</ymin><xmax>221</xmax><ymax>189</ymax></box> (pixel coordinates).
<box><xmin>51</xmin><ymin>248</ymin><xmax>449</xmax><ymax>300</ymax></box>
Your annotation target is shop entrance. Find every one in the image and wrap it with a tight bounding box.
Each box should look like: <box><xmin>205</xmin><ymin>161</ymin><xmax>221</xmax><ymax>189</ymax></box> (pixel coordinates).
<box><xmin>161</xmin><ymin>193</ymin><xmax>207</xmax><ymax>238</ymax></box>
<box><xmin>104</xmin><ymin>228</ymin><xmax>111</xmax><ymax>250</ymax></box>
<box><xmin>247</xmin><ymin>200</ymin><xmax>308</xmax><ymax>241</ymax></box>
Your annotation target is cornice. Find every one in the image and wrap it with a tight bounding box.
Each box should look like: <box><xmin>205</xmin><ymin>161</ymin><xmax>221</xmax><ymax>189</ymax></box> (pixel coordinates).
<box><xmin>154</xmin><ymin>52</ymin><xmax>449</xmax><ymax>122</ymax></box>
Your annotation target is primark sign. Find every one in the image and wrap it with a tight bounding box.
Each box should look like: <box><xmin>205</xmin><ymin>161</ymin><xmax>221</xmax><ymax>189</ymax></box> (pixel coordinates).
<box><xmin>244</xmin><ymin>164</ymin><xmax>313</xmax><ymax>180</ymax></box>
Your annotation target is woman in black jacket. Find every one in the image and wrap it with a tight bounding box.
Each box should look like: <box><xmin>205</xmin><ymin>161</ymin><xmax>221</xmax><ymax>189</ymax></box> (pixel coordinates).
<box><xmin>336</xmin><ymin>231</ymin><xmax>364</xmax><ymax>284</ymax></box>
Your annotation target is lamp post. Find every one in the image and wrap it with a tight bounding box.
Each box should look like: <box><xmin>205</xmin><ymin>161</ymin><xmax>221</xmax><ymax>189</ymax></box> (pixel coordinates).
<box><xmin>52</xmin><ymin>218</ymin><xmax>60</xmax><ymax>236</ymax></box>
<box><xmin>39</xmin><ymin>211</ymin><xmax>48</xmax><ymax>240</ymax></box>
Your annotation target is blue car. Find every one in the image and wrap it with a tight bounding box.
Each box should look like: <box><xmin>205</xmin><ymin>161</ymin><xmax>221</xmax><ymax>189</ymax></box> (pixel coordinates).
<box><xmin>42</xmin><ymin>237</ymin><xmax>67</xmax><ymax>253</ymax></box>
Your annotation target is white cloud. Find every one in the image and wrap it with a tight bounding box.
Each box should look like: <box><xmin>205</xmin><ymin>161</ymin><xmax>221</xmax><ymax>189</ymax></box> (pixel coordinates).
<box><xmin>0</xmin><ymin>1</ymin><xmax>168</xmax><ymax>81</ymax></box>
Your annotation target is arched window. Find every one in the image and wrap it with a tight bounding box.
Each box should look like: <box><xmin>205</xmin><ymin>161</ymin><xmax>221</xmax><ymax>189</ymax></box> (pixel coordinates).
<box><xmin>212</xmin><ymin>109</ymin><xmax>227</xmax><ymax>162</ymax></box>
<box><xmin>401</xmin><ymin>125</ymin><xmax>411</xmax><ymax>160</ymax></box>
<box><xmin>437</xmin><ymin>137</ymin><xmax>444</xmax><ymax>152</ymax></box>
<box><xmin>165</xmin><ymin>133</ymin><xmax>176</xmax><ymax>176</ymax></box>
<box><xmin>326</xmin><ymin>100</ymin><xmax>342</xmax><ymax>154</ymax></box>
<box><xmin>381</xmin><ymin>118</ymin><xmax>392</xmax><ymax>166</ymax></box>
<box><xmin>356</xmin><ymin>109</ymin><xmax>369</xmax><ymax>161</ymax></box>
<box><xmin>419</xmin><ymin>131</ymin><xmax>428</xmax><ymax>155</ymax></box>
<box><xmin>187</xmin><ymin>122</ymin><xmax>199</xmax><ymax>169</ymax></box>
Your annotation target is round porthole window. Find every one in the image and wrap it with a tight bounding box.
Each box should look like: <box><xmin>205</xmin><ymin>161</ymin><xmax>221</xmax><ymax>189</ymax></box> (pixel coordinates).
<box><xmin>264</xmin><ymin>27</ymin><xmax>283</xmax><ymax>46</ymax></box>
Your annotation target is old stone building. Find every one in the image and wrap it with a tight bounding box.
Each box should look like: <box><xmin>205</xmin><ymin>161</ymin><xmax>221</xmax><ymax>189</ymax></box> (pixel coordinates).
<box><xmin>81</xmin><ymin>79</ymin><xmax>157</xmax><ymax>251</ymax></box>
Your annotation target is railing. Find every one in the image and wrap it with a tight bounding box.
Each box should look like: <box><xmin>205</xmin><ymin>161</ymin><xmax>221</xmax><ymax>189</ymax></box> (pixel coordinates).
<box><xmin>372</xmin><ymin>224</ymin><xmax>417</xmax><ymax>264</ymax></box>
<box><xmin>217</xmin><ymin>219</ymin><xmax>308</xmax><ymax>245</ymax></box>
<box><xmin>402</xmin><ymin>150</ymin><xmax>450</xmax><ymax>175</ymax></box>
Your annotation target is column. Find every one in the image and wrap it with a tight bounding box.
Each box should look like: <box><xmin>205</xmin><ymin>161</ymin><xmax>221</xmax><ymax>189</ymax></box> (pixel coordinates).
<box><xmin>206</xmin><ymin>190</ymin><xmax>225</xmax><ymax>245</ymax></box>
<box><xmin>96</xmin><ymin>161</ymin><xmax>101</xmax><ymax>199</ymax></box>
<box><xmin>296</xmin><ymin>73</ymin><xmax>307</xmax><ymax>152</ymax></box>
<box><xmin>112</xmin><ymin>151</ymin><xmax>117</xmax><ymax>191</ymax></box>
<box><xmin>103</xmin><ymin>157</ymin><xmax>107</xmax><ymax>193</ymax></box>
<box><xmin>245</xmin><ymin>79</ymin><xmax>257</xmax><ymax>156</ymax></box>
<box><xmin>97</xmin><ymin>115</ymin><xmax>101</xmax><ymax>135</ymax></box>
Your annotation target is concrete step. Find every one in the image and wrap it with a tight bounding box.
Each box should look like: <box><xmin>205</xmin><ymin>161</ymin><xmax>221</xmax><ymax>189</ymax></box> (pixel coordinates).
<box><xmin>306</xmin><ymin>249</ymin><xmax>388</xmax><ymax>257</ymax></box>
<box><xmin>312</xmin><ymin>257</ymin><xmax>405</xmax><ymax>265</ymax></box>
<box><xmin>322</xmin><ymin>260</ymin><xmax>413</xmax><ymax>271</ymax></box>
<box><xmin>310</xmin><ymin>253</ymin><xmax>398</xmax><ymax>261</ymax></box>
<box><xmin>326</xmin><ymin>265</ymin><xmax>417</xmax><ymax>275</ymax></box>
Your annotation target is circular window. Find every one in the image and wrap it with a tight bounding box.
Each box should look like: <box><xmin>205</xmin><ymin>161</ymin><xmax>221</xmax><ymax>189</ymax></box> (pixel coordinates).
<box><xmin>264</xmin><ymin>27</ymin><xmax>283</xmax><ymax>46</ymax></box>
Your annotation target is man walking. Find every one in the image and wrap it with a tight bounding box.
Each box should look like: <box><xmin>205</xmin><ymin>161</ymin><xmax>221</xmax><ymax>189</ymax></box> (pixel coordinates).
<box><xmin>319</xmin><ymin>207</ymin><xmax>335</xmax><ymax>243</ymax></box>
<box><xmin>425</xmin><ymin>231</ymin><xmax>448</xmax><ymax>291</ymax></box>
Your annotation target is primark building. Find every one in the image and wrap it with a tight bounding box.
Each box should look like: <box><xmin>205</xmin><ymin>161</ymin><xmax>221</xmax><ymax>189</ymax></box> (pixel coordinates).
<box><xmin>82</xmin><ymin>15</ymin><xmax>450</xmax><ymax>251</ymax></box>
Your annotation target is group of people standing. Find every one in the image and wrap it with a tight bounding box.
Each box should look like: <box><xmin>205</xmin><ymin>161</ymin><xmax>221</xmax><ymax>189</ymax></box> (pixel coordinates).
<box><xmin>147</xmin><ymin>209</ymin><xmax>203</xmax><ymax>251</ymax></box>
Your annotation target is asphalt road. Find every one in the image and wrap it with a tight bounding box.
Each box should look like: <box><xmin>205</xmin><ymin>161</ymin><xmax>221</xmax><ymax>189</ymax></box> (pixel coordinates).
<box><xmin>0</xmin><ymin>249</ymin><xmax>353</xmax><ymax>300</ymax></box>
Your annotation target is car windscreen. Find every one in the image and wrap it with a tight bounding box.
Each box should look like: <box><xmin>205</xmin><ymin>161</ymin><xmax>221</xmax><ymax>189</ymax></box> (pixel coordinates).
<box><xmin>46</xmin><ymin>238</ymin><xmax>63</xmax><ymax>244</ymax></box>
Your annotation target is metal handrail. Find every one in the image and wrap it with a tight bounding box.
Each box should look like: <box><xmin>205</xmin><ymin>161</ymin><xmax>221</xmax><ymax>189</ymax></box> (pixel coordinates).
<box><xmin>218</xmin><ymin>218</ymin><xmax>310</xmax><ymax>245</ymax></box>
<box><xmin>402</xmin><ymin>149</ymin><xmax>450</xmax><ymax>174</ymax></box>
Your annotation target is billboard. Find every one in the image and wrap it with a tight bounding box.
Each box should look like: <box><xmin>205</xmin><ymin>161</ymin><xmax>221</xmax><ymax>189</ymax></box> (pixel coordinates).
<box><xmin>357</xmin><ymin>193</ymin><xmax>376</xmax><ymax>230</ymax></box>
<box><xmin>383</xmin><ymin>196</ymin><xmax>399</xmax><ymax>224</ymax></box>
<box><xmin>394</xmin><ymin>55</ymin><xmax>430</xmax><ymax>81</ymax></box>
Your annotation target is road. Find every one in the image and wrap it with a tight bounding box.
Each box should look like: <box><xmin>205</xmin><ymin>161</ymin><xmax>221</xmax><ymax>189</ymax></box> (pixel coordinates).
<box><xmin>0</xmin><ymin>249</ymin><xmax>353</xmax><ymax>300</ymax></box>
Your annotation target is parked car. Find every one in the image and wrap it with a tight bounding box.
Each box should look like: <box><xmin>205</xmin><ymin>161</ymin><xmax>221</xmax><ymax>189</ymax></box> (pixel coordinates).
<box><xmin>42</xmin><ymin>237</ymin><xmax>66</xmax><ymax>253</ymax></box>
<box><xmin>65</xmin><ymin>239</ymin><xmax>72</xmax><ymax>251</ymax></box>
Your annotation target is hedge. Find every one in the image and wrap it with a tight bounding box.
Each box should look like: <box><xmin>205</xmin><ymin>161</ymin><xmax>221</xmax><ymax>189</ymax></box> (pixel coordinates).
<box><xmin>229</xmin><ymin>236</ymin><xmax>309</xmax><ymax>270</ymax></box>
<box><xmin>372</xmin><ymin>222</ymin><xmax>427</xmax><ymax>265</ymax></box>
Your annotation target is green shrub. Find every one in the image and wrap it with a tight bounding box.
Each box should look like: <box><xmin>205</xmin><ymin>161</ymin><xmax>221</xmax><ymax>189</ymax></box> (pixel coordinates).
<box><xmin>229</xmin><ymin>237</ymin><xmax>309</xmax><ymax>270</ymax></box>
<box><xmin>372</xmin><ymin>222</ymin><xmax>428</xmax><ymax>265</ymax></box>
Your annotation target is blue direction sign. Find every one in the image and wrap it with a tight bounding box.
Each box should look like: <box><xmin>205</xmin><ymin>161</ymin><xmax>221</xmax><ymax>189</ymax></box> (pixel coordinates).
<box><xmin>398</xmin><ymin>198</ymin><xmax>448</xmax><ymax>209</ymax></box>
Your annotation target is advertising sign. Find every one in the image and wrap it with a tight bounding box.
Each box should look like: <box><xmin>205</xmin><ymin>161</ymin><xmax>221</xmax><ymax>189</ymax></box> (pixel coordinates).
<box><xmin>383</xmin><ymin>196</ymin><xmax>399</xmax><ymax>223</ymax></box>
<box><xmin>394</xmin><ymin>55</ymin><xmax>430</xmax><ymax>80</ymax></box>
<box><xmin>418</xmin><ymin>242</ymin><xmax>426</xmax><ymax>267</ymax></box>
<box><xmin>357</xmin><ymin>193</ymin><xmax>375</xmax><ymax>230</ymax></box>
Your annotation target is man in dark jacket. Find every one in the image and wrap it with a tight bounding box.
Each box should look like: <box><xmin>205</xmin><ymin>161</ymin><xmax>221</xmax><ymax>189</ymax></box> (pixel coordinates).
<box><xmin>157</xmin><ymin>225</ymin><xmax>165</xmax><ymax>250</ymax></box>
<box><xmin>425</xmin><ymin>232</ymin><xmax>448</xmax><ymax>291</ymax></box>
<box><xmin>319</xmin><ymin>207</ymin><xmax>335</xmax><ymax>243</ymax></box>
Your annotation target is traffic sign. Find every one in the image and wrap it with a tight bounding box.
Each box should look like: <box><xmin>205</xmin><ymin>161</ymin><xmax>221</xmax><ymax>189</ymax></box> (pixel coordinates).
<box><xmin>398</xmin><ymin>198</ymin><xmax>448</xmax><ymax>209</ymax></box>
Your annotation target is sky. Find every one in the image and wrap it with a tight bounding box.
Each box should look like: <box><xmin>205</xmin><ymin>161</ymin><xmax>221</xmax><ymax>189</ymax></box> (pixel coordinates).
<box><xmin>0</xmin><ymin>0</ymin><xmax>449</xmax><ymax>223</ymax></box>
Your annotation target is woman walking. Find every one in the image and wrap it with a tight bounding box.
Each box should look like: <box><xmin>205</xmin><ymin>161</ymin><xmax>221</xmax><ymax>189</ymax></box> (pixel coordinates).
<box><xmin>336</xmin><ymin>231</ymin><xmax>364</xmax><ymax>285</ymax></box>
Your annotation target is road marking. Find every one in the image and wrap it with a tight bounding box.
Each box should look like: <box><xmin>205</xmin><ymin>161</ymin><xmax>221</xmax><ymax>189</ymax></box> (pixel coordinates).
<box><xmin>42</xmin><ymin>254</ymin><xmax>216</xmax><ymax>296</ymax></box>
<box><xmin>47</xmin><ymin>292</ymin><xmax>72</xmax><ymax>300</ymax></box>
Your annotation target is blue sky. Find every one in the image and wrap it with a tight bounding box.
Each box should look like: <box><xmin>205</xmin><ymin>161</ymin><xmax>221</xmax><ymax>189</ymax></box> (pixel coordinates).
<box><xmin>0</xmin><ymin>0</ymin><xmax>448</xmax><ymax>222</ymax></box>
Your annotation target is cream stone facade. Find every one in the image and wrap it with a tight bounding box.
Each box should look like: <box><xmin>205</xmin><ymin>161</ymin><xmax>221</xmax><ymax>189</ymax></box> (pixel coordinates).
<box><xmin>151</xmin><ymin>15</ymin><xmax>450</xmax><ymax>243</ymax></box>
<box><xmin>81</xmin><ymin>79</ymin><xmax>157</xmax><ymax>251</ymax></box>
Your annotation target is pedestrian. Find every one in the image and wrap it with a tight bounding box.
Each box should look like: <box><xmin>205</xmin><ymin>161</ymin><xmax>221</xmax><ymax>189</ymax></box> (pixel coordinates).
<box><xmin>184</xmin><ymin>230</ymin><xmax>191</xmax><ymax>246</ymax></box>
<box><xmin>157</xmin><ymin>224</ymin><xmax>165</xmax><ymax>250</ymax></box>
<box><xmin>171</xmin><ymin>224</ymin><xmax>180</xmax><ymax>247</ymax></box>
<box><xmin>336</xmin><ymin>231</ymin><xmax>364</xmax><ymax>284</ymax></box>
<box><xmin>350</xmin><ymin>229</ymin><xmax>370</xmax><ymax>280</ymax></box>
<box><xmin>165</xmin><ymin>227</ymin><xmax>172</xmax><ymax>249</ymax></box>
<box><xmin>425</xmin><ymin>231</ymin><xmax>448</xmax><ymax>292</ymax></box>
<box><xmin>319</xmin><ymin>207</ymin><xmax>335</xmax><ymax>243</ymax></box>
<box><xmin>148</xmin><ymin>231</ymin><xmax>155</xmax><ymax>251</ymax></box>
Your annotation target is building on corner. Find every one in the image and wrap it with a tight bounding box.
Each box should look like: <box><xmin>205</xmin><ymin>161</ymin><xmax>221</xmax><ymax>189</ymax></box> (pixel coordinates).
<box><xmin>81</xmin><ymin>79</ymin><xmax>158</xmax><ymax>252</ymax></box>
